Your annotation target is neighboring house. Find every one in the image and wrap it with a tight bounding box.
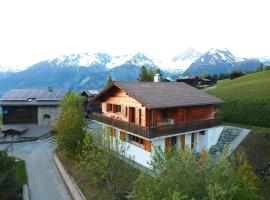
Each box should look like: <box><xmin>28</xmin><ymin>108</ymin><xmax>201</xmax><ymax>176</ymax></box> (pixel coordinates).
<box><xmin>0</xmin><ymin>88</ymin><xmax>68</xmax><ymax>138</ymax></box>
<box><xmin>92</xmin><ymin>81</ymin><xmax>225</xmax><ymax>167</ymax></box>
<box><xmin>230</xmin><ymin>71</ymin><xmax>246</xmax><ymax>80</ymax></box>
<box><xmin>81</xmin><ymin>90</ymin><xmax>101</xmax><ymax>117</ymax></box>
<box><xmin>176</xmin><ymin>75</ymin><xmax>217</xmax><ymax>88</ymax></box>
<box><xmin>176</xmin><ymin>76</ymin><xmax>199</xmax><ymax>87</ymax></box>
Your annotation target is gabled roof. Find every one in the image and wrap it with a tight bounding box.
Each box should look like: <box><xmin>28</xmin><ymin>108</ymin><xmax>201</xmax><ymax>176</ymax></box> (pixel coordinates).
<box><xmin>0</xmin><ymin>88</ymin><xmax>68</xmax><ymax>106</ymax></box>
<box><xmin>82</xmin><ymin>89</ymin><xmax>99</xmax><ymax>96</ymax></box>
<box><xmin>94</xmin><ymin>82</ymin><xmax>224</xmax><ymax>109</ymax></box>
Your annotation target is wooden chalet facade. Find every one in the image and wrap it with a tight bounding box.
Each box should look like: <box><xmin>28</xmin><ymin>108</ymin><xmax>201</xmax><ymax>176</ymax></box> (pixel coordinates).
<box><xmin>81</xmin><ymin>90</ymin><xmax>101</xmax><ymax>117</ymax></box>
<box><xmin>92</xmin><ymin>82</ymin><xmax>224</xmax><ymax>167</ymax></box>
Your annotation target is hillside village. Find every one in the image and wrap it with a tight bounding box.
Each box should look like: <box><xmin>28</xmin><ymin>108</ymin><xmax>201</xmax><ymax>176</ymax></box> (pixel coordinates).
<box><xmin>1</xmin><ymin>0</ymin><xmax>270</xmax><ymax>199</ymax></box>
<box><xmin>0</xmin><ymin>65</ymin><xmax>269</xmax><ymax>199</ymax></box>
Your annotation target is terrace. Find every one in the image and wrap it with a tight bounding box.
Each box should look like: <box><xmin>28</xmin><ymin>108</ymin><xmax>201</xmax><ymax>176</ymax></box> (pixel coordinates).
<box><xmin>92</xmin><ymin>112</ymin><xmax>223</xmax><ymax>139</ymax></box>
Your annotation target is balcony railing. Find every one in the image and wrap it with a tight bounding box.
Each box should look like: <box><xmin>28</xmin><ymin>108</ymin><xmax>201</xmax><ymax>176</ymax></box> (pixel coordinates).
<box><xmin>92</xmin><ymin>112</ymin><xmax>223</xmax><ymax>139</ymax></box>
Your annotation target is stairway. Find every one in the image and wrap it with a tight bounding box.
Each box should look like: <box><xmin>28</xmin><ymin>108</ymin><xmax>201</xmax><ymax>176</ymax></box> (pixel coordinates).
<box><xmin>209</xmin><ymin>126</ymin><xmax>250</xmax><ymax>158</ymax></box>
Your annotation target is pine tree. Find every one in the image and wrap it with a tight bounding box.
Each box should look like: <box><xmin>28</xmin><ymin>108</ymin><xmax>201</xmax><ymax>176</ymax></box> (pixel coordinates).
<box><xmin>107</xmin><ymin>75</ymin><xmax>113</xmax><ymax>85</ymax></box>
<box><xmin>138</xmin><ymin>66</ymin><xmax>148</xmax><ymax>81</ymax></box>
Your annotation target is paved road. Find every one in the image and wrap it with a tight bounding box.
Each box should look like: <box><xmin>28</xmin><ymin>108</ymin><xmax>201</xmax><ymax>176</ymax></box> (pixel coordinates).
<box><xmin>0</xmin><ymin>139</ymin><xmax>71</xmax><ymax>200</ymax></box>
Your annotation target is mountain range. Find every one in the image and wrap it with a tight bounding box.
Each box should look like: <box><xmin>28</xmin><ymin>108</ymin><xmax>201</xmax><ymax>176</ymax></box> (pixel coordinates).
<box><xmin>0</xmin><ymin>48</ymin><xmax>268</xmax><ymax>96</ymax></box>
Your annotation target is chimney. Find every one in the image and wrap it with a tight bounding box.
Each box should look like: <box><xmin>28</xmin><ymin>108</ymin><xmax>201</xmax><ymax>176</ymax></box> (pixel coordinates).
<box><xmin>48</xmin><ymin>87</ymin><xmax>54</xmax><ymax>92</ymax></box>
<box><xmin>154</xmin><ymin>74</ymin><xmax>161</xmax><ymax>82</ymax></box>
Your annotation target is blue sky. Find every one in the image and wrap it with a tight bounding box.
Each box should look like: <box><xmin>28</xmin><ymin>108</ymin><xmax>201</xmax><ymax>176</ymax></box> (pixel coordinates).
<box><xmin>0</xmin><ymin>0</ymin><xmax>269</xmax><ymax>69</ymax></box>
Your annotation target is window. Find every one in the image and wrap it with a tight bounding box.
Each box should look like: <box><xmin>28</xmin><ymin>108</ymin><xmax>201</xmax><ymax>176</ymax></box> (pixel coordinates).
<box><xmin>113</xmin><ymin>105</ymin><xmax>121</xmax><ymax>113</ymax></box>
<box><xmin>107</xmin><ymin>103</ymin><xmax>112</xmax><ymax>112</ymax></box>
<box><xmin>199</xmin><ymin>130</ymin><xmax>205</xmax><ymax>135</ymax></box>
<box><xmin>160</xmin><ymin>109</ymin><xmax>167</xmax><ymax>118</ymax></box>
<box><xmin>129</xmin><ymin>134</ymin><xmax>144</xmax><ymax>147</ymax></box>
<box><xmin>43</xmin><ymin>114</ymin><xmax>51</xmax><ymax>119</ymax></box>
<box><xmin>139</xmin><ymin>109</ymin><xmax>142</xmax><ymax>125</ymax></box>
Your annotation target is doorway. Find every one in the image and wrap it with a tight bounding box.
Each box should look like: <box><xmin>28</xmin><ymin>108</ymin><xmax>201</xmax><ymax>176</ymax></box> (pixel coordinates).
<box><xmin>129</xmin><ymin>107</ymin><xmax>135</xmax><ymax>123</ymax></box>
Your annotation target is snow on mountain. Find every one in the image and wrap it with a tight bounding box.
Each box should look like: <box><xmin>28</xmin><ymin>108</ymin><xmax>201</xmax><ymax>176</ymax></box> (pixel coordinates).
<box><xmin>258</xmin><ymin>56</ymin><xmax>270</xmax><ymax>64</ymax></box>
<box><xmin>0</xmin><ymin>65</ymin><xmax>23</xmax><ymax>73</ymax></box>
<box><xmin>50</xmin><ymin>53</ymin><xmax>112</xmax><ymax>67</ymax></box>
<box><xmin>152</xmin><ymin>48</ymin><xmax>201</xmax><ymax>72</ymax></box>
<box><xmin>106</xmin><ymin>54</ymin><xmax>132</xmax><ymax>69</ymax></box>
<box><xmin>185</xmin><ymin>48</ymin><xmax>261</xmax><ymax>76</ymax></box>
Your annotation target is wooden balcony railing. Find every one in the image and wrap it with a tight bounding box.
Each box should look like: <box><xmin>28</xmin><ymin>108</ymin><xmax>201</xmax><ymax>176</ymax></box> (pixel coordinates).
<box><xmin>92</xmin><ymin>112</ymin><xmax>223</xmax><ymax>139</ymax></box>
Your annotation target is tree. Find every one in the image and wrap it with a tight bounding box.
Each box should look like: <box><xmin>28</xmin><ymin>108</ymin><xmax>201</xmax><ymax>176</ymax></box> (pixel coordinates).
<box><xmin>0</xmin><ymin>150</ymin><xmax>17</xmax><ymax>199</ymax></box>
<box><xmin>78</xmin><ymin>129</ymin><xmax>139</xmax><ymax>200</ymax></box>
<box><xmin>200</xmin><ymin>72</ymin><xmax>210</xmax><ymax>79</ymax></box>
<box><xmin>107</xmin><ymin>75</ymin><xmax>113</xmax><ymax>86</ymax></box>
<box><xmin>138</xmin><ymin>66</ymin><xmax>149</xmax><ymax>81</ymax></box>
<box><xmin>133</xmin><ymin>147</ymin><xmax>260</xmax><ymax>200</ymax></box>
<box><xmin>54</xmin><ymin>92</ymin><xmax>86</xmax><ymax>158</ymax></box>
<box><xmin>138</xmin><ymin>66</ymin><xmax>163</xmax><ymax>82</ymax></box>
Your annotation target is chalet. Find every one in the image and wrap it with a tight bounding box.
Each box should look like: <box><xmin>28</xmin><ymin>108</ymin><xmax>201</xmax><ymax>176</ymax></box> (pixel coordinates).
<box><xmin>92</xmin><ymin>81</ymin><xmax>226</xmax><ymax>167</ymax></box>
<box><xmin>230</xmin><ymin>71</ymin><xmax>246</xmax><ymax>80</ymax></box>
<box><xmin>0</xmin><ymin>88</ymin><xmax>68</xmax><ymax>138</ymax></box>
<box><xmin>176</xmin><ymin>76</ymin><xmax>199</xmax><ymax>87</ymax></box>
<box><xmin>81</xmin><ymin>90</ymin><xmax>101</xmax><ymax>117</ymax></box>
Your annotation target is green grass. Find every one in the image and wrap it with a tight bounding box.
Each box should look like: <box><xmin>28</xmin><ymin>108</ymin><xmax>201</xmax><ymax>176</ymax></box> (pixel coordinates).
<box><xmin>15</xmin><ymin>160</ymin><xmax>27</xmax><ymax>187</ymax></box>
<box><xmin>206</xmin><ymin>70</ymin><xmax>270</xmax><ymax>127</ymax></box>
<box><xmin>229</xmin><ymin>123</ymin><xmax>270</xmax><ymax>200</ymax></box>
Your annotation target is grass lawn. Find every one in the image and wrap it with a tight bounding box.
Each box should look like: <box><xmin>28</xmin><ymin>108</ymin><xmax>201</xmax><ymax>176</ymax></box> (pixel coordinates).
<box><xmin>206</xmin><ymin>70</ymin><xmax>270</xmax><ymax>128</ymax></box>
<box><xmin>15</xmin><ymin>159</ymin><xmax>28</xmax><ymax>187</ymax></box>
<box><xmin>228</xmin><ymin>123</ymin><xmax>270</xmax><ymax>199</ymax></box>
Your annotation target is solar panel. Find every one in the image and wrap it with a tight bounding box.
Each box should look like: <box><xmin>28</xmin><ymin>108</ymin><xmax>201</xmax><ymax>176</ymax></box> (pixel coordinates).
<box><xmin>1</xmin><ymin>89</ymin><xmax>68</xmax><ymax>101</ymax></box>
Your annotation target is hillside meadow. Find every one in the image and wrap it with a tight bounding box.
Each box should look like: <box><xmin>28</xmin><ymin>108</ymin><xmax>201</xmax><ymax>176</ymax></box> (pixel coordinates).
<box><xmin>206</xmin><ymin>70</ymin><xmax>270</xmax><ymax>128</ymax></box>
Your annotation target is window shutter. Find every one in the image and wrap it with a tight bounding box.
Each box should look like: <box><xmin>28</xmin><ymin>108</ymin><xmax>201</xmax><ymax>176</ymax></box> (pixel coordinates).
<box><xmin>144</xmin><ymin>140</ymin><xmax>152</xmax><ymax>152</ymax></box>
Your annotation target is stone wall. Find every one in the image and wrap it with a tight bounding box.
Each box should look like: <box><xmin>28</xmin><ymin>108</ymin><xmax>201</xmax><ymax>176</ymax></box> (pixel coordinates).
<box><xmin>38</xmin><ymin>106</ymin><xmax>60</xmax><ymax>125</ymax></box>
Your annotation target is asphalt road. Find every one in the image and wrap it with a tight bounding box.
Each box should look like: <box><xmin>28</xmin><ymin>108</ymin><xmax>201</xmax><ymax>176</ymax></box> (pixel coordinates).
<box><xmin>0</xmin><ymin>139</ymin><xmax>71</xmax><ymax>200</ymax></box>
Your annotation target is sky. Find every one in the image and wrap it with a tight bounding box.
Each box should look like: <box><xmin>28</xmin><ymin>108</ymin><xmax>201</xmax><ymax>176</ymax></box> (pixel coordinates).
<box><xmin>0</xmin><ymin>0</ymin><xmax>269</xmax><ymax>69</ymax></box>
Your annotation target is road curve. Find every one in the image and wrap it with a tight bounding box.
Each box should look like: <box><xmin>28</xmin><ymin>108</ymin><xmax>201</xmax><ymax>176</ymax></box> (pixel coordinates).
<box><xmin>0</xmin><ymin>139</ymin><xmax>71</xmax><ymax>200</ymax></box>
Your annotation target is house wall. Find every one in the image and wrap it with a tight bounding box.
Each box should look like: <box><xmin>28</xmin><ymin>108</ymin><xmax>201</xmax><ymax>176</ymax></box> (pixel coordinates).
<box><xmin>101</xmin><ymin>88</ymin><xmax>147</xmax><ymax>126</ymax></box>
<box><xmin>2</xmin><ymin>106</ymin><xmax>38</xmax><ymax>124</ymax></box>
<box><xmin>38</xmin><ymin>106</ymin><xmax>60</xmax><ymax>125</ymax></box>
<box><xmin>153</xmin><ymin>106</ymin><xmax>214</xmax><ymax>126</ymax></box>
<box><xmin>100</xmin><ymin>123</ymin><xmax>223</xmax><ymax>168</ymax></box>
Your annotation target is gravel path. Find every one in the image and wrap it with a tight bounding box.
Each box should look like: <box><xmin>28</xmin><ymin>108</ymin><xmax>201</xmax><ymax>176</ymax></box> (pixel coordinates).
<box><xmin>0</xmin><ymin>139</ymin><xmax>71</xmax><ymax>200</ymax></box>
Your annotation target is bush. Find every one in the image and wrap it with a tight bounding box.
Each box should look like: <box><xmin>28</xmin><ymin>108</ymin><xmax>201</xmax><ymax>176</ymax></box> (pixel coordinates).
<box><xmin>0</xmin><ymin>150</ymin><xmax>17</xmax><ymax>199</ymax></box>
<box><xmin>133</xmin><ymin>147</ymin><xmax>260</xmax><ymax>200</ymax></box>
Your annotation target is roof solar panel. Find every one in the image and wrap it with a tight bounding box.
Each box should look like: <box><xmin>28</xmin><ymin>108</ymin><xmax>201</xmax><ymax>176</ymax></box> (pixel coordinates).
<box><xmin>1</xmin><ymin>88</ymin><xmax>68</xmax><ymax>101</ymax></box>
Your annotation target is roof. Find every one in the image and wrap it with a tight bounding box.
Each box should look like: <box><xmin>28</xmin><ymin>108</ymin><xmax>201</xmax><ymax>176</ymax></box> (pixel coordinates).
<box><xmin>94</xmin><ymin>82</ymin><xmax>224</xmax><ymax>109</ymax></box>
<box><xmin>0</xmin><ymin>88</ymin><xmax>68</xmax><ymax>106</ymax></box>
<box><xmin>82</xmin><ymin>89</ymin><xmax>99</xmax><ymax>96</ymax></box>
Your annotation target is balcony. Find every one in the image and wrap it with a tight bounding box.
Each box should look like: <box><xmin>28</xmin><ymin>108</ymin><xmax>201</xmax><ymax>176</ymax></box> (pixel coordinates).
<box><xmin>92</xmin><ymin>112</ymin><xmax>223</xmax><ymax>139</ymax></box>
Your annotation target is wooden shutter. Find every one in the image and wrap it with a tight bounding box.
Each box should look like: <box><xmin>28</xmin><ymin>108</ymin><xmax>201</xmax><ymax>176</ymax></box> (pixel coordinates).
<box><xmin>120</xmin><ymin>131</ymin><xmax>126</xmax><ymax>141</ymax></box>
<box><xmin>180</xmin><ymin>135</ymin><xmax>185</xmax><ymax>150</ymax></box>
<box><xmin>165</xmin><ymin>138</ymin><xmax>171</xmax><ymax>150</ymax></box>
<box><xmin>144</xmin><ymin>140</ymin><xmax>152</xmax><ymax>152</ymax></box>
<box><xmin>112</xmin><ymin>128</ymin><xmax>117</xmax><ymax>137</ymax></box>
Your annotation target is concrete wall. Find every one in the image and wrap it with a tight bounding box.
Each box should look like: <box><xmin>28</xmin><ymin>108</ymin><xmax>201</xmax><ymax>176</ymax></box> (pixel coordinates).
<box><xmin>38</xmin><ymin>106</ymin><xmax>60</xmax><ymax>125</ymax></box>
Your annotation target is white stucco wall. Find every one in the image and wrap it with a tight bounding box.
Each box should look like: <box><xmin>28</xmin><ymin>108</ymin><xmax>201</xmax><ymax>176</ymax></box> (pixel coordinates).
<box><xmin>196</xmin><ymin>126</ymin><xmax>223</xmax><ymax>151</ymax></box>
<box><xmin>99</xmin><ymin>124</ymin><xmax>224</xmax><ymax>168</ymax></box>
<box><xmin>38</xmin><ymin>106</ymin><xmax>60</xmax><ymax>125</ymax></box>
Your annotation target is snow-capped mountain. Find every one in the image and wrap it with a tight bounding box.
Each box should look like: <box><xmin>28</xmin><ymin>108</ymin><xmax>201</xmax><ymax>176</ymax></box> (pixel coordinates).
<box><xmin>185</xmin><ymin>49</ymin><xmax>261</xmax><ymax>75</ymax></box>
<box><xmin>258</xmin><ymin>57</ymin><xmax>270</xmax><ymax>65</ymax></box>
<box><xmin>0</xmin><ymin>52</ymin><xmax>177</xmax><ymax>96</ymax></box>
<box><xmin>0</xmin><ymin>48</ymin><xmax>264</xmax><ymax>96</ymax></box>
<box><xmin>152</xmin><ymin>48</ymin><xmax>201</xmax><ymax>73</ymax></box>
